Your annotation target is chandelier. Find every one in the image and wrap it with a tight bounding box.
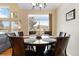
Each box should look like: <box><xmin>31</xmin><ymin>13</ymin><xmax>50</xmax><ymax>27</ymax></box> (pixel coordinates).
<box><xmin>32</xmin><ymin>3</ymin><xmax>47</xmax><ymax>9</ymax></box>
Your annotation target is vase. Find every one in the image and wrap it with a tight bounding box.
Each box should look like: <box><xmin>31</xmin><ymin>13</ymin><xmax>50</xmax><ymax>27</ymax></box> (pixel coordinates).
<box><xmin>36</xmin><ymin>35</ymin><xmax>42</xmax><ymax>40</ymax></box>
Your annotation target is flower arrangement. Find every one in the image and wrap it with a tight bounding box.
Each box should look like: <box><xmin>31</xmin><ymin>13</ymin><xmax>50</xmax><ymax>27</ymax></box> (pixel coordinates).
<box><xmin>36</xmin><ymin>25</ymin><xmax>44</xmax><ymax>39</ymax></box>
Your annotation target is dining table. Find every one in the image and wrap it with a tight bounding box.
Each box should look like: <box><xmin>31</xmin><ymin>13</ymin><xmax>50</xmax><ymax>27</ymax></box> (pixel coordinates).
<box><xmin>23</xmin><ymin>35</ymin><xmax>57</xmax><ymax>55</ymax></box>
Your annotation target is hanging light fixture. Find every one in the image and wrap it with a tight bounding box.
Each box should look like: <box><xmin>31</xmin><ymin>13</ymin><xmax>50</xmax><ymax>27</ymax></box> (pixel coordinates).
<box><xmin>32</xmin><ymin>3</ymin><xmax>47</xmax><ymax>9</ymax></box>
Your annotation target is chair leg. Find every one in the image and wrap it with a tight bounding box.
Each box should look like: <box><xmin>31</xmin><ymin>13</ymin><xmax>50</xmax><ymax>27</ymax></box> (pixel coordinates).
<box><xmin>65</xmin><ymin>49</ymin><xmax>67</xmax><ymax>56</ymax></box>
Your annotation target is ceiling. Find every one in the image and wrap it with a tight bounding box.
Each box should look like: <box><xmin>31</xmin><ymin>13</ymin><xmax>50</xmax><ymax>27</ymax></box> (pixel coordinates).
<box><xmin>17</xmin><ymin>3</ymin><xmax>61</xmax><ymax>11</ymax></box>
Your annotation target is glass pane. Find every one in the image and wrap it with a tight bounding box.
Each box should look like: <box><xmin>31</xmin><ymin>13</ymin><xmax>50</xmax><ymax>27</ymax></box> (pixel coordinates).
<box><xmin>28</xmin><ymin>14</ymin><xmax>49</xmax><ymax>31</ymax></box>
<box><xmin>0</xmin><ymin>21</ymin><xmax>10</xmax><ymax>28</ymax></box>
<box><xmin>29</xmin><ymin>17</ymin><xmax>37</xmax><ymax>31</ymax></box>
<box><xmin>11</xmin><ymin>21</ymin><xmax>20</xmax><ymax>30</ymax></box>
<box><xmin>0</xmin><ymin>7</ymin><xmax>10</xmax><ymax>18</ymax></box>
<box><xmin>0</xmin><ymin>21</ymin><xmax>10</xmax><ymax>33</ymax></box>
<box><xmin>11</xmin><ymin>21</ymin><xmax>20</xmax><ymax>32</ymax></box>
<box><xmin>11</xmin><ymin>22</ymin><xmax>18</xmax><ymax>27</ymax></box>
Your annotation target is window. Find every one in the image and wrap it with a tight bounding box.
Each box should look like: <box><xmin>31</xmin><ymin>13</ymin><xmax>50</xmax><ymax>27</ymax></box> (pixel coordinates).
<box><xmin>28</xmin><ymin>14</ymin><xmax>49</xmax><ymax>31</ymax></box>
<box><xmin>0</xmin><ymin>7</ymin><xmax>10</xmax><ymax>18</ymax></box>
<box><xmin>0</xmin><ymin>7</ymin><xmax>20</xmax><ymax>33</ymax></box>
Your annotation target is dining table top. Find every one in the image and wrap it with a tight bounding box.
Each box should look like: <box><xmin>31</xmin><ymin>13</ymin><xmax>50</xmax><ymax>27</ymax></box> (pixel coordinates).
<box><xmin>24</xmin><ymin>34</ymin><xmax>57</xmax><ymax>45</ymax></box>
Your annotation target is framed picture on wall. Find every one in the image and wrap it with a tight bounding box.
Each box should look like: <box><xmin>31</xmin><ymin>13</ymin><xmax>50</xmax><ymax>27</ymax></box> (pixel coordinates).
<box><xmin>66</xmin><ymin>9</ymin><xmax>75</xmax><ymax>21</ymax></box>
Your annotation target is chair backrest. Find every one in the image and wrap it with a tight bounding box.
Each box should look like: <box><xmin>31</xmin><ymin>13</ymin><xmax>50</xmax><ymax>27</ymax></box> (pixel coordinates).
<box><xmin>18</xmin><ymin>32</ymin><xmax>24</xmax><ymax>36</ymax></box>
<box><xmin>5</xmin><ymin>33</ymin><xmax>16</xmax><ymax>37</ymax></box>
<box><xmin>44</xmin><ymin>31</ymin><xmax>52</xmax><ymax>35</ymax></box>
<box><xmin>29</xmin><ymin>31</ymin><xmax>36</xmax><ymax>35</ymax></box>
<box><xmin>59</xmin><ymin>32</ymin><xmax>70</xmax><ymax>37</ymax></box>
<box><xmin>59</xmin><ymin>32</ymin><xmax>66</xmax><ymax>37</ymax></box>
<box><xmin>54</xmin><ymin>36</ymin><xmax>70</xmax><ymax>56</ymax></box>
<box><xmin>9</xmin><ymin>36</ymin><xmax>25</xmax><ymax>56</ymax></box>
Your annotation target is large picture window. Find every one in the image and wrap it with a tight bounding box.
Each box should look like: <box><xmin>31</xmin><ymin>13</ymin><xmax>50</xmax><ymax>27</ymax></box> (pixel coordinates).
<box><xmin>28</xmin><ymin>14</ymin><xmax>49</xmax><ymax>32</ymax></box>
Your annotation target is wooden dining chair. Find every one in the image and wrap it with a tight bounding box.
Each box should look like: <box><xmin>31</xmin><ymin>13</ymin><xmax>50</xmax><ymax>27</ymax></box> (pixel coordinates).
<box><xmin>52</xmin><ymin>32</ymin><xmax>67</xmax><ymax>45</ymax></box>
<box><xmin>52</xmin><ymin>36</ymin><xmax>70</xmax><ymax>56</ymax></box>
<box><xmin>9</xmin><ymin>36</ymin><xmax>25</xmax><ymax>56</ymax></box>
<box><xmin>18</xmin><ymin>31</ymin><xmax>24</xmax><ymax>36</ymax></box>
<box><xmin>9</xmin><ymin>36</ymin><xmax>36</xmax><ymax>56</ymax></box>
<box><xmin>46</xmin><ymin>36</ymin><xmax>70</xmax><ymax>56</ymax></box>
<box><xmin>50</xmin><ymin>32</ymin><xmax>67</xmax><ymax>47</ymax></box>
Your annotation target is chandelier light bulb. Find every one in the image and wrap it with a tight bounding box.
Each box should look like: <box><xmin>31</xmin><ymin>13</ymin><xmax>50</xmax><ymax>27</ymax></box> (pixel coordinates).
<box><xmin>32</xmin><ymin>3</ymin><xmax>47</xmax><ymax>9</ymax></box>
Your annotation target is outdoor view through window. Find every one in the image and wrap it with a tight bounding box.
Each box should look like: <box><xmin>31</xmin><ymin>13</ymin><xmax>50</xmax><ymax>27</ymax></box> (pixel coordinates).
<box><xmin>28</xmin><ymin>14</ymin><xmax>49</xmax><ymax>32</ymax></box>
<box><xmin>0</xmin><ymin>7</ymin><xmax>20</xmax><ymax>33</ymax></box>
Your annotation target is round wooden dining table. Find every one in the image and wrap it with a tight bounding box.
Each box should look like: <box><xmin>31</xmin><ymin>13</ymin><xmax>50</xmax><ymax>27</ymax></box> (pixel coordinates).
<box><xmin>24</xmin><ymin>35</ymin><xmax>56</xmax><ymax>55</ymax></box>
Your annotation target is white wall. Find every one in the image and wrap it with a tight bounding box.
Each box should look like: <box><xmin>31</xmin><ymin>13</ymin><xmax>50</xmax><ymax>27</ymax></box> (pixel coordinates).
<box><xmin>57</xmin><ymin>3</ymin><xmax>79</xmax><ymax>56</ymax></box>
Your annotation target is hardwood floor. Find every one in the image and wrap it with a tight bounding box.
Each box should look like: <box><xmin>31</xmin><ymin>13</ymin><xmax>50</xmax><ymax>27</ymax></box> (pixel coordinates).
<box><xmin>0</xmin><ymin>48</ymin><xmax>12</xmax><ymax>56</ymax></box>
